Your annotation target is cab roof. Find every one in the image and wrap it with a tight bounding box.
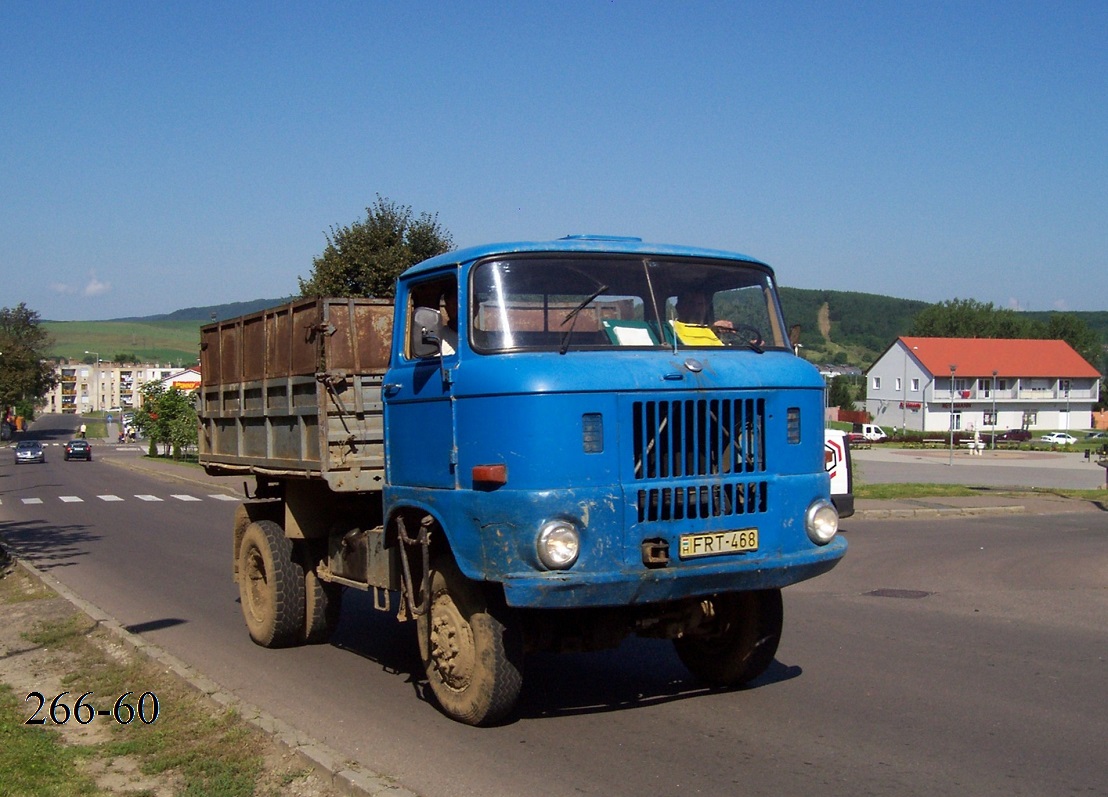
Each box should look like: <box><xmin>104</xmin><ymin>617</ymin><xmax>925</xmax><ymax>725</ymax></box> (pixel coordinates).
<box><xmin>402</xmin><ymin>235</ymin><xmax>770</xmax><ymax>279</ymax></box>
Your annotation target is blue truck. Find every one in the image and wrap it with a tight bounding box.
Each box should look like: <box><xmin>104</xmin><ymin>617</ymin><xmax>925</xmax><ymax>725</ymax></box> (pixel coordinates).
<box><xmin>198</xmin><ymin>235</ymin><xmax>846</xmax><ymax>725</ymax></box>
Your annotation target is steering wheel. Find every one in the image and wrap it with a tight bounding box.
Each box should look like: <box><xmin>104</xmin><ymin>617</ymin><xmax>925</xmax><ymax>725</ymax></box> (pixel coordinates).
<box><xmin>717</xmin><ymin>323</ymin><xmax>764</xmax><ymax>348</ymax></box>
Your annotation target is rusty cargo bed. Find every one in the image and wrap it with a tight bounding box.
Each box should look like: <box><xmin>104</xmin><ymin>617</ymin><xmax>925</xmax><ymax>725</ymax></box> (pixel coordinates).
<box><xmin>198</xmin><ymin>297</ymin><xmax>393</xmax><ymax>492</ymax></box>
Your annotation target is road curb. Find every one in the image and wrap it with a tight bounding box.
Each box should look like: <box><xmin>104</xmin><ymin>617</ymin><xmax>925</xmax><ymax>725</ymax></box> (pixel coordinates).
<box><xmin>854</xmin><ymin>505</ymin><xmax>1026</xmax><ymax>520</ymax></box>
<box><xmin>8</xmin><ymin>550</ymin><xmax>408</xmax><ymax>797</ymax></box>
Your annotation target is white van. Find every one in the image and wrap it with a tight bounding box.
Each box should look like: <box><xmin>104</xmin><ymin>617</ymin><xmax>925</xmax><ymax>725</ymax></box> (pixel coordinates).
<box><xmin>852</xmin><ymin>423</ymin><xmax>888</xmax><ymax>442</ymax></box>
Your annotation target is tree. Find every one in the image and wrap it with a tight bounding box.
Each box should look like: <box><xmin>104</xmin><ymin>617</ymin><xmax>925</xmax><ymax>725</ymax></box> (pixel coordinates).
<box><xmin>0</xmin><ymin>303</ymin><xmax>58</xmax><ymax>417</ymax></box>
<box><xmin>908</xmin><ymin>298</ymin><xmax>1039</xmax><ymax>339</ymax></box>
<box><xmin>828</xmin><ymin>375</ymin><xmax>856</xmax><ymax>412</ymax></box>
<box><xmin>910</xmin><ymin>299</ymin><xmax>1105</xmax><ymax>372</ymax></box>
<box><xmin>298</xmin><ymin>195</ymin><xmax>454</xmax><ymax>299</ymax></box>
<box><xmin>1045</xmin><ymin>313</ymin><xmax>1102</xmax><ymax>369</ymax></box>
<box><xmin>134</xmin><ymin>383</ymin><xmax>197</xmax><ymax>459</ymax></box>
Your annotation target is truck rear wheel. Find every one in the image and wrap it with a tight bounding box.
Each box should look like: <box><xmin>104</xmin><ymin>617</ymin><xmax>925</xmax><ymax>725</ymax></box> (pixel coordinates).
<box><xmin>673</xmin><ymin>588</ymin><xmax>783</xmax><ymax>686</ymax></box>
<box><xmin>417</xmin><ymin>555</ymin><xmax>523</xmax><ymax>726</ymax></box>
<box><xmin>238</xmin><ymin>520</ymin><xmax>306</xmax><ymax>648</ymax></box>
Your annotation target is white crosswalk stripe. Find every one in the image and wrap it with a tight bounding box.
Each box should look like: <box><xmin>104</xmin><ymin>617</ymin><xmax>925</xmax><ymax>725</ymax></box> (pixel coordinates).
<box><xmin>3</xmin><ymin>493</ymin><xmax>240</xmax><ymax>506</ymax></box>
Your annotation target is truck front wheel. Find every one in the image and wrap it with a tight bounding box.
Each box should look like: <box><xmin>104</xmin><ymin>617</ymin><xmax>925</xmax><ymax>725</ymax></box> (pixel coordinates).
<box><xmin>417</xmin><ymin>555</ymin><xmax>523</xmax><ymax>726</ymax></box>
<box><xmin>673</xmin><ymin>588</ymin><xmax>783</xmax><ymax>687</ymax></box>
<box><xmin>238</xmin><ymin>520</ymin><xmax>306</xmax><ymax>648</ymax></box>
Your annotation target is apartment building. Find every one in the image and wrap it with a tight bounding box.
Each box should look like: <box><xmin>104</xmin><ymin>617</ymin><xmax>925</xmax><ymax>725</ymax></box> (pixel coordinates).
<box><xmin>44</xmin><ymin>361</ymin><xmax>201</xmax><ymax>415</ymax></box>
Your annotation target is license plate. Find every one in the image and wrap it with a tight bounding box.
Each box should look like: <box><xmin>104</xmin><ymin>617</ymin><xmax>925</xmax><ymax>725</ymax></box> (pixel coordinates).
<box><xmin>678</xmin><ymin>528</ymin><xmax>759</xmax><ymax>559</ymax></box>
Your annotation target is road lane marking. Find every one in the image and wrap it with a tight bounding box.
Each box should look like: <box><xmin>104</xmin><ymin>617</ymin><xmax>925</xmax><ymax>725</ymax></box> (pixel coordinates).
<box><xmin>21</xmin><ymin>498</ymin><xmax>43</xmax><ymax>505</ymax></box>
<box><xmin>135</xmin><ymin>495</ymin><xmax>163</xmax><ymax>502</ymax></box>
<box><xmin>59</xmin><ymin>496</ymin><xmax>84</xmax><ymax>503</ymax></box>
<box><xmin>171</xmin><ymin>494</ymin><xmax>202</xmax><ymax>502</ymax></box>
<box><xmin>208</xmin><ymin>494</ymin><xmax>239</xmax><ymax>501</ymax></box>
<box><xmin>98</xmin><ymin>495</ymin><xmax>125</xmax><ymax>502</ymax></box>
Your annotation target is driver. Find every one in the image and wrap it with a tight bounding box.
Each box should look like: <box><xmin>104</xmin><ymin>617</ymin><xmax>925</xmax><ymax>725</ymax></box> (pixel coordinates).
<box><xmin>672</xmin><ymin>290</ymin><xmax>732</xmax><ymax>346</ymax></box>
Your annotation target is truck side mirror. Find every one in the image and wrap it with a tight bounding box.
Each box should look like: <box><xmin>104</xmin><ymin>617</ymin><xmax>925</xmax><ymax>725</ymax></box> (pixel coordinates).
<box><xmin>411</xmin><ymin>307</ymin><xmax>443</xmax><ymax>358</ymax></box>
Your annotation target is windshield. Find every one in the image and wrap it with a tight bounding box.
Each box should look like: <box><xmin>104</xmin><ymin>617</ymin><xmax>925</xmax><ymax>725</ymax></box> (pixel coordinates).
<box><xmin>470</xmin><ymin>254</ymin><xmax>788</xmax><ymax>353</ymax></box>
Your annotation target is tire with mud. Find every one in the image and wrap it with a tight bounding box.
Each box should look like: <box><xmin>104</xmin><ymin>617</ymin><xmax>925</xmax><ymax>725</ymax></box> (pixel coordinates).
<box><xmin>673</xmin><ymin>588</ymin><xmax>783</xmax><ymax>686</ymax></box>
<box><xmin>417</xmin><ymin>554</ymin><xmax>523</xmax><ymax>725</ymax></box>
<box><xmin>303</xmin><ymin>567</ymin><xmax>342</xmax><ymax>644</ymax></box>
<box><xmin>237</xmin><ymin>520</ymin><xmax>306</xmax><ymax>648</ymax></box>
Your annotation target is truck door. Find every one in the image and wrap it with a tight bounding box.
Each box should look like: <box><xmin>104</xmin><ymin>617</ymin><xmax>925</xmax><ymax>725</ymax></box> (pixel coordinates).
<box><xmin>383</xmin><ymin>275</ymin><xmax>458</xmax><ymax>489</ymax></box>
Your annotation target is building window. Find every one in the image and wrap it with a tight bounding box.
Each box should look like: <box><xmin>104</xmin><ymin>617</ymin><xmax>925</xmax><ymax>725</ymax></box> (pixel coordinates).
<box><xmin>984</xmin><ymin>411</ymin><xmax>997</xmax><ymax>425</ymax></box>
<box><xmin>872</xmin><ymin>376</ymin><xmax>881</xmax><ymax>390</ymax></box>
<box><xmin>894</xmin><ymin>377</ymin><xmax>902</xmax><ymax>391</ymax></box>
<box><xmin>910</xmin><ymin>378</ymin><xmax>920</xmax><ymax>392</ymax></box>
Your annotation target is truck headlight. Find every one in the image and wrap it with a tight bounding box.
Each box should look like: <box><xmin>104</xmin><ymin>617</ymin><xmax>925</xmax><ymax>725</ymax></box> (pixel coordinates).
<box><xmin>537</xmin><ymin>521</ymin><xmax>580</xmax><ymax>570</ymax></box>
<box><xmin>805</xmin><ymin>499</ymin><xmax>839</xmax><ymax>545</ymax></box>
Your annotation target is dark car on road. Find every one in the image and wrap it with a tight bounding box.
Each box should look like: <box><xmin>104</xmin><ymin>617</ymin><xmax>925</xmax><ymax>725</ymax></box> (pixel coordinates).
<box><xmin>14</xmin><ymin>440</ymin><xmax>46</xmax><ymax>464</ymax></box>
<box><xmin>990</xmin><ymin>429</ymin><xmax>1032</xmax><ymax>443</ymax></box>
<box><xmin>64</xmin><ymin>439</ymin><xmax>93</xmax><ymax>461</ymax></box>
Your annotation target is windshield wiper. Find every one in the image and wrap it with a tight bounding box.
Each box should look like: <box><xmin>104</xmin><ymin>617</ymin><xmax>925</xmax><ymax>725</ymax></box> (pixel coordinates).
<box><xmin>559</xmin><ymin>284</ymin><xmax>608</xmax><ymax>354</ymax></box>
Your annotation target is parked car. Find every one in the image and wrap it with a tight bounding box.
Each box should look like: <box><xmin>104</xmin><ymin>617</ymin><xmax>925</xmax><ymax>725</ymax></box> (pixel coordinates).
<box><xmin>1040</xmin><ymin>432</ymin><xmax>1077</xmax><ymax>445</ymax></box>
<box><xmin>1084</xmin><ymin>431</ymin><xmax>1106</xmax><ymax>440</ymax></box>
<box><xmin>990</xmin><ymin>429</ymin><xmax>1032</xmax><ymax>443</ymax></box>
<box><xmin>64</xmin><ymin>439</ymin><xmax>93</xmax><ymax>461</ymax></box>
<box><xmin>844</xmin><ymin>432</ymin><xmax>869</xmax><ymax>446</ymax></box>
<box><xmin>14</xmin><ymin>440</ymin><xmax>46</xmax><ymax>464</ymax></box>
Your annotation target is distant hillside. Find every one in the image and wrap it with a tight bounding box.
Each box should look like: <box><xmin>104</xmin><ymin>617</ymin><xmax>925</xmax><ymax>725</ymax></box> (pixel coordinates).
<box><xmin>45</xmin><ymin>297</ymin><xmax>293</xmax><ymax>365</ymax></box>
<box><xmin>779</xmin><ymin>287</ymin><xmax>930</xmax><ymax>366</ymax></box>
<box><xmin>44</xmin><ymin>292</ymin><xmax>1106</xmax><ymax>371</ymax></box>
<box><xmin>111</xmin><ymin>297</ymin><xmax>295</xmax><ymax>323</ymax></box>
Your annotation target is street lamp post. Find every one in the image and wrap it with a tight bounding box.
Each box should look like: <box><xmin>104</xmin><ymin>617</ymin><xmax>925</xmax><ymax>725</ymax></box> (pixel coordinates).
<box><xmin>84</xmin><ymin>351</ymin><xmax>100</xmax><ymax>412</ymax></box>
<box><xmin>948</xmin><ymin>364</ymin><xmax>957</xmax><ymax>466</ymax></box>
<box><xmin>902</xmin><ymin>347</ymin><xmax>908</xmax><ymax>433</ymax></box>
<box><xmin>991</xmin><ymin>369</ymin><xmax>998</xmax><ymax>451</ymax></box>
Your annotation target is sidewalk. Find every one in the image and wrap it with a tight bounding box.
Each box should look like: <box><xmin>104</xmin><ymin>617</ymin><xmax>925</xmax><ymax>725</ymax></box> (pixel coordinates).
<box><xmin>848</xmin><ymin>445</ymin><xmax>1108</xmax><ymax>515</ymax></box>
<box><xmin>852</xmin><ymin>492</ymin><xmax>1104</xmax><ymax>519</ymax></box>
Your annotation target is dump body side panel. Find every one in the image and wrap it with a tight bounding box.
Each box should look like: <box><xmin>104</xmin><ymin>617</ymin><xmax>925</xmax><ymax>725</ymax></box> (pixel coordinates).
<box><xmin>198</xmin><ymin>297</ymin><xmax>392</xmax><ymax>492</ymax></box>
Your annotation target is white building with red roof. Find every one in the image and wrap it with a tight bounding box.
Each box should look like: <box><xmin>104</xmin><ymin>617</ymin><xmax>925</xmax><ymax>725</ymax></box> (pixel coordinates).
<box><xmin>865</xmin><ymin>337</ymin><xmax>1101</xmax><ymax>434</ymax></box>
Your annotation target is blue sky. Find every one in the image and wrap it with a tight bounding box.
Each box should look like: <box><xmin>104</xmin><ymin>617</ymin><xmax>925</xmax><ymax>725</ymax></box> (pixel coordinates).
<box><xmin>3</xmin><ymin>1</ymin><xmax>1105</xmax><ymax>321</ymax></box>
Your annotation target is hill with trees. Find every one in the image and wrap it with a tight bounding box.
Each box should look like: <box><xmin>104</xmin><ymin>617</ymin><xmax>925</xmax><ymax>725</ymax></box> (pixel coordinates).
<box><xmin>42</xmin><ymin>290</ymin><xmax>1107</xmax><ymax>375</ymax></box>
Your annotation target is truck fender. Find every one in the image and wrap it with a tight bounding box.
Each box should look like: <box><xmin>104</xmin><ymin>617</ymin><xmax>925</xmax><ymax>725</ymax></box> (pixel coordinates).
<box><xmin>385</xmin><ymin>502</ymin><xmax>491</xmax><ymax>599</ymax></box>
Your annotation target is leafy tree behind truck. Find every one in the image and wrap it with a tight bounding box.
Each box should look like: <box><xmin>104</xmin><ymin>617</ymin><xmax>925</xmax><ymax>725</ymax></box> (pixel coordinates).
<box><xmin>134</xmin><ymin>383</ymin><xmax>197</xmax><ymax>459</ymax></box>
<box><xmin>297</xmin><ymin>195</ymin><xmax>454</xmax><ymax>299</ymax></box>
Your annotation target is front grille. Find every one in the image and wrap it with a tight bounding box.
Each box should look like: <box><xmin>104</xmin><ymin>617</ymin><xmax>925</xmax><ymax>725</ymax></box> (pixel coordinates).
<box><xmin>637</xmin><ymin>481</ymin><xmax>767</xmax><ymax>522</ymax></box>
<box><xmin>631</xmin><ymin>397</ymin><xmax>767</xmax><ymax>524</ymax></box>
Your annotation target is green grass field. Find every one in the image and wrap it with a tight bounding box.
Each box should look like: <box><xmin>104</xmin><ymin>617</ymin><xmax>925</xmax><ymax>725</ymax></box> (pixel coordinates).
<box><xmin>43</xmin><ymin>320</ymin><xmax>202</xmax><ymax>366</ymax></box>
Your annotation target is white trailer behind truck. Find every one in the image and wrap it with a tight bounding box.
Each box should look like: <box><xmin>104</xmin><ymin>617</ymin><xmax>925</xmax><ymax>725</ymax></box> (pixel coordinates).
<box><xmin>825</xmin><ymin>429</ymin><xmax>854</xmax><ymax>518</ymax></box>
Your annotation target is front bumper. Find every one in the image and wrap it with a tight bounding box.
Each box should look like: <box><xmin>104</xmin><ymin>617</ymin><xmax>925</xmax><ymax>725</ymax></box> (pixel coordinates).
<box><xmin>499</xmin><ymin>536</ymin><xmax>846</xmax><ymax>608</ymax></box>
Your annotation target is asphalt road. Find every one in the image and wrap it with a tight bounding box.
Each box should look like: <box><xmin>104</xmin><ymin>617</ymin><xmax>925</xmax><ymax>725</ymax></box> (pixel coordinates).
<box><xmin>2</xmin><ymin>417</ymin><xmax>1106</xmax><ymax>796</ymax></box>
<box><xmin>852</xmin><ymin>445</ymin><xmax>1108</xmax><ymax>490</ymax></box>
